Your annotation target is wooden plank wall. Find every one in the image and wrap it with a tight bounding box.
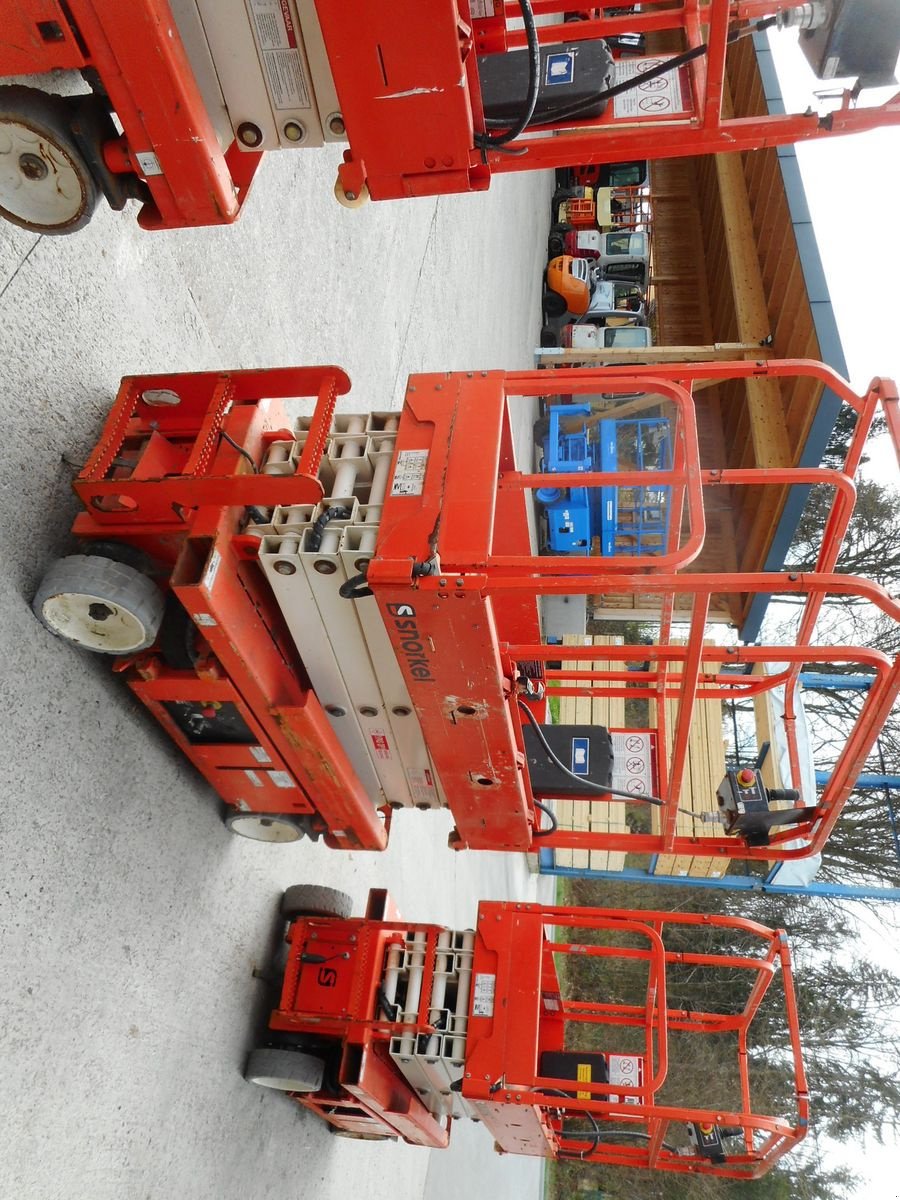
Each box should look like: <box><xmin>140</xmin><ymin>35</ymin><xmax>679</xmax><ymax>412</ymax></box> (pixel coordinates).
<box><xmin>649</xmin><ymin>646</ymin><xmax>729</xmax><ymax>878</ymax></box>
<box><xmin>694</xmin><ymin>39</ymin><xmax>824</xmax><ymax>610</ymax></box>
<box><xmin>639</xmin><ymin>33</ymin><xmax>829</xmax><ymax>627</ymax></box>
<box><xmin>550</xmin><ymin>637</ymin><xmax>731</xmax><ymax>879</ymax></box>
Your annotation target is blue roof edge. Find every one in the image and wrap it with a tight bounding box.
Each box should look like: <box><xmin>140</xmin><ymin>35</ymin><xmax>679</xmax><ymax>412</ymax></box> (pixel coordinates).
<box><xmin>741</xmin><ymin>32</ymin><xmax>849</xmax><ymax>641</ymax></box>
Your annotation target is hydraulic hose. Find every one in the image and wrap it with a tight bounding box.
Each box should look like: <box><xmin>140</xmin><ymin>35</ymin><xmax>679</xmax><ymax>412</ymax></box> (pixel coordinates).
<box><xmin>475</xmin><ymin>0</ymin><xmax>540</xmax><ymax>150</ymax></box>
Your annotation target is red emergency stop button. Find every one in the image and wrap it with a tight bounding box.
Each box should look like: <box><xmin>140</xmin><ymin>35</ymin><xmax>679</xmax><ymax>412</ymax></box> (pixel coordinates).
<box><xmin>737</xmin><ymin>768</ymin><xmax>755</xmax><ymax>787</ymax></box>
<box><xmin>699</xmin><ymin>1123</ymin><xmax>714</xmax><ymax>1135</ymax></box>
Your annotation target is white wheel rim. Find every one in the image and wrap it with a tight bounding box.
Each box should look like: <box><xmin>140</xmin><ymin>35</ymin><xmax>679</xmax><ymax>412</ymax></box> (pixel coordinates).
<box><xmin>0</xmin><ymin>118</ymin><xmax>88</xmax><ymax>228</ymax></box>
<box><xmin>247</xmin><ymin>1071</ymin><xmax>311</xmax><ymax>1091</ymax></box>
<box><xmin>40</xmin><ymin>590</ymin><xmax>151</xmax><ymax>653</ymax></box>
<box><xmin>228</xmin><ymin>814</ymin><xmax>302</xmax><ymax>843</ymax></box>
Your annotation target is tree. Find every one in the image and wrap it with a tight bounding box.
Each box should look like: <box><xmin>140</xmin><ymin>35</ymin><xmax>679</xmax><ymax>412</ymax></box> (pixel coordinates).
<box><xmin>765</xmin><ymin>470</ymin><xmax>900</xmax><ymax>888</ymax></box>
<box><xmin>817</xmin><ymin>405</ymin><xmax>886</xmax><ymax>473</ymax></box>
<box><xmin>786</xmin><ymin>478</ymin><xmax>900</xmax><ymax>598</ymax></box>
<box><xmin>552</xmin><ymin>881</ymin><xmax>900</xmax><ymax>1200</ymax></box>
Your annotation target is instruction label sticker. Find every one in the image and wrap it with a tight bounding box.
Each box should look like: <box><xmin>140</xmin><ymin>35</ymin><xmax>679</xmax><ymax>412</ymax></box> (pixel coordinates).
<box><xmin>203</xmin><ymin>549</ymin><xmax>221</xmax><ymax>592</ymax></box>
<box><xmin>613</xmin><ymin>58</ymin><xmax>690</xmax><ymax>119</ymax></box>
<box><xmin>546</xmin><ymin>52</ymin><xmax>575</xmax><ymax>87</ymax></box>
<box><xmin>135</xmin><ymin>151</ymin><xmax>162</xmax><ymax>177</ymax></box>
<box><xmin>268</xmin><ymin>770</ymin><xmax>295</xmax><ymax>789</ymax></box>
<box><xmin>469</xmin><ymin>0</ymin><xmax>495</xmax><ymax>16</ymax></box>
<box><xmin>390</xmin><ymin>449</ymin><xmax>429</xmax><ymax>497</ymax></box>
<box><xmin>244</xmin><ymin>769</ymin><xmax>263</xmax><ymax>788</ymax></box>
<box><xmin>249</xmin><ymin>0</ymin><xmax>312</xmax><ymax>110</ymax></box>
<box><xmin>250</xmin><ymin>745</ymin><xmax>272</xmax><ymax>764</ymax></box>
<box><xmin>407</xmin><ymin>766</ymin><xmax>438</xmax><ymax>807</ymax></box>
<box><xmin>473</xmin><ymin>973</ymin><xmax>496</xmax><ymax>1017</ymax></box>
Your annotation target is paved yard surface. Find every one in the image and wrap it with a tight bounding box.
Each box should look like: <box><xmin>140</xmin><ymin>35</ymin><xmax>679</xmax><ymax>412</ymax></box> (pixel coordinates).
<box><xmin>0</xmin><ymin>136</ymin><xmax>554</xmax><ymax>1200</ymax></box>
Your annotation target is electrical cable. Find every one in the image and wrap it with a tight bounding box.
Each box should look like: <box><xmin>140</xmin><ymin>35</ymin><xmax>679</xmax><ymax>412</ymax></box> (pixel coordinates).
<box><xmin>474</xmin><ymin>0</ymin><xmax>540</xmax><ymax>150</ymax></box>
<box><xmin>514</xmin><ymin>40</ymin><xmax>709</xmax><ymax>130</ymax></box>
<box><xmin>516</xmin><ymin>697</ymin><xmax>708</xmax><ymax>822</ymax></box>
<box><xmin>540</xmin><ymin>1087</ymin><xmax>681</xmax><ymax>1158</ymax></box>
<box><xmin>487</xmin><ymin>15</ymin><xmax>779</xmax><ymax>137</ymax></box>
<box><xmin>562</xmin><ymin>1129</ymin><xmax>681</xmax><ymax>1156</ymax></box>
<box><xmin>518</xmin><ymin>698</ymin><xmax>663</xmax><ymax>805</ymax></box>
<box><xmin>377</xmin><ymin>986</ymin><xmax>399</xmax><ymax>1022</ymax></box>
<box><xmin>533</xmin><ymin>798</ymin><xmax>559</xmax><ymax>838</ymax></box>
<box><xmin>307</xmin><ymin>505</ymin><xmax>352</xmax><ymax>553</ymax></box>
<box><xmin>539</xmin><ymin>1088</ymin><xmax>601</xmax><ymax>1159</ymax></box>
<box><xmin>220</xmin><ymin>430</ymin><xmax>258</xmax><ymax>473</ymax></box>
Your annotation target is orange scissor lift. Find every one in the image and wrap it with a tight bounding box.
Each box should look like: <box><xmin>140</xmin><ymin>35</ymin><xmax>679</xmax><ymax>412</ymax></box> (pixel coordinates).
<box><xmin>244</xmin><ymin>884</ymin><xmax>808</xmax><ymax>1178</ymax></box>
<box><xmin>367</xmin><ymin>360</ymin><xmax>900</xmax><ymax>865</ymax></box>
<box><xmin>1</xmin><ymin>0</ymin><xmax>899</xmax><ymax>232</ymax></box>
<box><xmin>33</xmin><ymin>358</ymin><xmax>900</xmax><ymax>865</ymax></box>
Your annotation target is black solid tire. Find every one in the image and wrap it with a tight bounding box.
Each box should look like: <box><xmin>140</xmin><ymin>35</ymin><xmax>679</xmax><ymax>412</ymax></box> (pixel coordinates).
<box><xmin>281</xmin><ymin>884</ymin><xmax>354</xmax><ymax>921</ymax></box>
<box><xmin>543</xmin><ymin>289</ymin><xmax>567</xmax><ymax>320</ymax></box>
<box><xmin>0</xmin><ymin>85</ymin><xmax>98</xmax><ymax>234</ymax></box>
<box><xmin>552</xmin><ymin>187</ymin><xmax>578</xmax><ymax>207</ymax></box>
<box><xmin>159</xmin><ymin>595</ymin><xmax>200</xmax><ymax>671</ymax></box>
<box><xmin>533</xmin><ymin>416</ymin><xmax>551</xmax><ymax>448</ymax></box>
<box><xmin>80</xmin><ymin>540</ymin><xmax>155</xmax><ymax>574</ymax></box>
<box><xmin>244</xmin><ymin>1047</ymin><xmax>325</xmax><ymax>1093</ymax></box>
<box><xmin>540</xmin><ymin>326</ymin><xmax>558</xmax><ymax>348</ymax></box>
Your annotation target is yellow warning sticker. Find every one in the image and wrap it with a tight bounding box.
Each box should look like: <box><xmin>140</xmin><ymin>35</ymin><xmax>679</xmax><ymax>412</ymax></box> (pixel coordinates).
<box><xmin>576</xmin><ymin>1062</ymin><xmax>592</xmax><ymax>1101</ymax></box>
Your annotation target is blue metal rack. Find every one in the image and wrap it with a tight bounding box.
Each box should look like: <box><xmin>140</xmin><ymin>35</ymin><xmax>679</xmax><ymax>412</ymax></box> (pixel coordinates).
<box><xmin>537</xmin><ymin>407</ymin><xmax>671</xmax><ymax>556</ymax></box>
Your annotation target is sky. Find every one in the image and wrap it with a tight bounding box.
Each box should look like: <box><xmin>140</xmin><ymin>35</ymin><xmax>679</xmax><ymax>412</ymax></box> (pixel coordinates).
<box><xmin>765</xmin><ymin>28</ymin><xmax>900</xmax><ymax>474</ymax></box>
<box><xmin>764</xmin><ymin>26</ymin><xmax>900</xmax><ymax>1197</ymax></box>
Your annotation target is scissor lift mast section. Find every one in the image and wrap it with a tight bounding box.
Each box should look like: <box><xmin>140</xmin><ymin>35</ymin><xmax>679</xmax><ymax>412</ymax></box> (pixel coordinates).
<box><xmin>2</xmin><ymin>0</ymin><xmax>899</xmax><ymax>228</ymax></box>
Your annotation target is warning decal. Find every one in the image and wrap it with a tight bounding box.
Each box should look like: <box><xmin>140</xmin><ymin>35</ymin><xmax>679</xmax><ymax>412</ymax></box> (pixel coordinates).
<box><xmin>268</xmin><ymin>770</ymin><xmax>296</xmax><ymax>789</ymax></box>
<box><xmin>473</xmin><ymin>972</ymin><xmax>496</xmax><ymax>1017</ymax></box>
<box><xmin>407</xmin><ymin>766</ymin><xmax>438</xmax><ymax>806</ymax></box>
<box><xmin>607</xmin><ymin>1053</ymin><xmax>643</xmax><ymax>1105</ymax></box>
<box><xmin>390</xmin><ymin>449</ymin><xmax>429</xmax><ymax>497</ymax></box>
<box><xmin>612</xmin><ymin>58</ymin><xmax>690</xmax><ymax>119</ymax></box>
<box><xmin>611</xmin><ymin>730</ymin><xmax>656</xmax><ymax>798</ymax></box>
<box><xmin>249</xmin><ymin>0</ymin><xmax>312</xmax><ymax>111</ymax></box>
<box><xmin>370</xmin><ymin>730</ymin><xmax>393</xmax><ymax>760</ymax></box>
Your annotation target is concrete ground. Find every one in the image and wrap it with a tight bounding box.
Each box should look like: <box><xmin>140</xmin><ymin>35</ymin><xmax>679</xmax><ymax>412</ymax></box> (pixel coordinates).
<box><xmin>0</xmin><ymin>136</ymin><xmax>554</xmax><ymax>1198</ymax></box>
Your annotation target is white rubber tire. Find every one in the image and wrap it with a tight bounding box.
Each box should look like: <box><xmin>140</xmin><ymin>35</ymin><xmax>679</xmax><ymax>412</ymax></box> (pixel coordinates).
<box><xmin>333</xmin><ymin>178</ymin><xmax>370</xmax><ymax>209</ymax></box>
<box><xmin>0</xmin><ymin>86</ymin><xmax>98</xmax><ymax>234</ymax></box>
<box><xmin>224</xmin><ymin>812</ymin><xmax>304</xmax><ymax>843</ymax></box>
<box><xmin>33</xmin><ymin>555</ymin><xmax>164</xmax><ymax>655</ymax></box>
<box><xmin>245</xmin><ymin>1047</ymin><xmax>324</xmax><ymax>1093</ymax></box>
